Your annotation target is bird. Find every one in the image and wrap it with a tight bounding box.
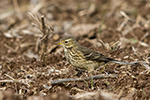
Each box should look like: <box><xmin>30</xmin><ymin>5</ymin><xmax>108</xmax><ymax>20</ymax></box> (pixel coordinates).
<box><xmin>55</xmin><ymin>37</ymin><xmax>137</xmax><ymax>71</ymax></box>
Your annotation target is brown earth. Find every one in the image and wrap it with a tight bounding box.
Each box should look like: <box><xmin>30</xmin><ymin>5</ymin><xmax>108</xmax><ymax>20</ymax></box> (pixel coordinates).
<box><xmin>0</xmin><ymin>0</ymin><xmax>150</xmax><ymax>100</ymax></box>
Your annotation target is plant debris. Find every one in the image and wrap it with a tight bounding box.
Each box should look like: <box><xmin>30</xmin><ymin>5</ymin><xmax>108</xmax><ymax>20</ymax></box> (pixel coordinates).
<box><xmin>0</xmin><ymin>0</ymin><xmax>150</xmax><ymax>100</ymax></box>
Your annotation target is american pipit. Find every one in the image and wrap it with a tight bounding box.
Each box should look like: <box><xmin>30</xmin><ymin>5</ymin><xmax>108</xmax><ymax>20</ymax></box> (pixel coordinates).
<box><xmin>55</xmin><ymin>37</ymin><xmax>137</xmax><ymax>71</ymax></box>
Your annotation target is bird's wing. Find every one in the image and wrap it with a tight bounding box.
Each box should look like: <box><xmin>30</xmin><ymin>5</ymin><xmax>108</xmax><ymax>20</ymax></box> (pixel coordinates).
<box><xmin>79</xmin><ymin>46</ymin><xmax>114</xmax><ymax>62</ymax></box>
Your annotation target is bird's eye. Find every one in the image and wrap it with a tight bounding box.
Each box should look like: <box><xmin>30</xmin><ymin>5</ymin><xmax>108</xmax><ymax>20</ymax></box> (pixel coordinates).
<box><xmin>65</xmin><ymin>41</ymin><xmax>68</xmax><ymax>43</ymax></box>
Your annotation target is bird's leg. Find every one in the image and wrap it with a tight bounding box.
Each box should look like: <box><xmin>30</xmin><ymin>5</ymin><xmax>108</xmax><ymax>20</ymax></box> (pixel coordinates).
<box><xmin>85</xmin><ymin>67</ymin><xmax>94</xmax><ymax>90</ymax></box>
<box><xmin>103</xmin><ymin>64</ymin><xmax>109</xmax><ymax>74</ymax></box>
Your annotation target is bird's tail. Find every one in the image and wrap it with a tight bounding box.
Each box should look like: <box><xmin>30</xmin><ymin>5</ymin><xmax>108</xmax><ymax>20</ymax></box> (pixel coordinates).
<box><xmin>110</xmin><ymin>60</ymin><xmax>139</xmax><ymax>65</ymax></box>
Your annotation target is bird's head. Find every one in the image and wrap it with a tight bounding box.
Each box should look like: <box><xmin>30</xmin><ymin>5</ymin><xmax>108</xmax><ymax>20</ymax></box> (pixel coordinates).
<box><xmin>55</xmin><ymin>37</ymin><xmax>78</xmax><ymax>49</ymax></box>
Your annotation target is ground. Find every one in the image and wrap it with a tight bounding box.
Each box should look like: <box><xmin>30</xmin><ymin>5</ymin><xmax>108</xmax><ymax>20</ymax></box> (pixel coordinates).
<box><xmin>0</xmin><ymin>0</ymin><xmax>150</xmax><ymax>100</ymax></box>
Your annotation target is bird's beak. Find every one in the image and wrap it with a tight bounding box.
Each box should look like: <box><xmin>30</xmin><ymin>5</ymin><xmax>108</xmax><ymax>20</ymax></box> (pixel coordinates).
<box><xmin>54</xmin><ymin>41</ymin><xmax>62</xmax><ymax>45</ymax></box>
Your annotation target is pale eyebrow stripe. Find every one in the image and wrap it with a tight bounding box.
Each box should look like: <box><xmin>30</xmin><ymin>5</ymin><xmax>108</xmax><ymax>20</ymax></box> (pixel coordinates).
<box><xmin>66</xmin><ymin>39</ymin><xmax>72</xmax><ymax>41</ymax></box>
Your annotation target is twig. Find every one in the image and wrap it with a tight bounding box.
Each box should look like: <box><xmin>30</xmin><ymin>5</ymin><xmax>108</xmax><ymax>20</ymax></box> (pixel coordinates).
<box><xmin>120</xmin><ymin>11</ymin><xmax>132</xmax><ymax>20</ymax></box>
<box><xmin>5</xmin><ymin>73</ymin><xmax>19</xmax><ymax>93</ymax></box>
<box><xmin>132</xmin><ymin>46</ymin><xmax>137</xmax><ymax>53</ymax></box>
<box><xmin>139</xmin><ymin>41</ymin><xmax>150</xmax><ymax>48</ymax></box>
<box><xmin>117</xmin><ymin>11</ymin><xmax>134</xmax><ymax>32</ymax></box>
<box><xmin>5</xmin><ymin>74</ymin><xmax>15</xmax><ymax>80</ymax></box>
<box><xmin>145</xmin><ymin>56</ymin><xmax>150</xmax><ymax>64</ymax></box>
<box><xmin>41</xmin><ymin>15</ymin><xmax>46</xmax><ymax>36</ymax></box>
<box><xmin>117</xmin><ymin>19</ymin><xmax>128</xmax><ymax>32</ymax></box>
<box><xmin>12</xmin><ymin>0</ymin><xmax>23</xmax><ymax>20</ymax></box>
<box><xmin>20</xmin><ymin>42</ymin><xmax>36</xmax><ymax>48</ymax></box>
<box><xmin>98</xmin><ymin>39</ymin><xmax>106</xmax><ymax>48</ymax></box>
<box><xmin>140</xmin><ymin>32</ymin><xmax>149</xmax><ymax>42</ymax></box>
<box><xmin>32</xmin><ymin>23</ymin><xmax>42</xmax><ymax>31</ymax></box>
<box><xmin>0</xmin><ymin>10</ymin><xmax>15</xmax><ymax>20</ymax></box>
<box><xmin>49</xmin><ymin>74</ymin><xmax>117</xmax><ymax>85</ymax></box>
<box><xmin>4</xmin><ymin>44</ymin><xmax>19</xmax><ymax>52</ymax></box>
<box><xmin>43</xmin><ymin>84</ymin><xmax>52</xmax><ymax>90</ymax></box>
<box><xmin>0</xmin><ymin>79</ymin><xmax>30</xmax><ymax>87</ymax></box>
<box><xmin>29</xmin><ymin>13</ymin><xmax>53</xmax><ymax>61</ymax></box>
<box><xmin>31</xmin><ymin>1</ymin><xmax>45</xmax><ymax>13</ymax></box>
<box><xmin>4</xmin><ymin>74</ymin><xmax>30</xmax><ymax>87</ymax></box>
<box><xmin>40</xmin><ymin>34</ymin><xmax>47</xmax><ymax>41</ymax></box>
<box><xmin>40</xmin><ymin>16</ymin><xmax>49</xmax><ymax>61</ymax></box>
<box><xmin>35</xmin><ymin>38</ymin><xmax>41</xmax><ymax>52</ymax></box>
<box><xmin>138</xmin><ymin>61</ymin><xmax>150</xmax><ymax>70</ymax></box>
<box><xmin>0</xmin><ymin>80</ymin><xmax>17</xmax><ymax>92</ymax></box>
<box><xmin>28</xmin><ymin>12</ymin><xmax>41</xmax><ymax>26</ymax></box>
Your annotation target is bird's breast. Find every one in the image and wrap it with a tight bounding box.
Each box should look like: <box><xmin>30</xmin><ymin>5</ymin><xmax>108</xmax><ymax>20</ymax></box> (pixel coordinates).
<box><xmin>64</xmin><ymin>48</ymin><xmax>99</xmax><ymax>70</ymax></box>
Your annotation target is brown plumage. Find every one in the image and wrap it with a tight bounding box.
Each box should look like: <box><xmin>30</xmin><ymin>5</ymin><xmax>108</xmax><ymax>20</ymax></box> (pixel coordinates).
<box><xmin>55</xmin><ymin>37</ymin><xmax>137</xmax><ymax>71</ymax></box>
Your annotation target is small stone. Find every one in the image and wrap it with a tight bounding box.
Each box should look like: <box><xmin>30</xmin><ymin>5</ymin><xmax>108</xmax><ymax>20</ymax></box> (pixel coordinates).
<box><xmin>53</xmin><ymin>34</ymin><xmax>59</xmax><ymax>40</ymax></box>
